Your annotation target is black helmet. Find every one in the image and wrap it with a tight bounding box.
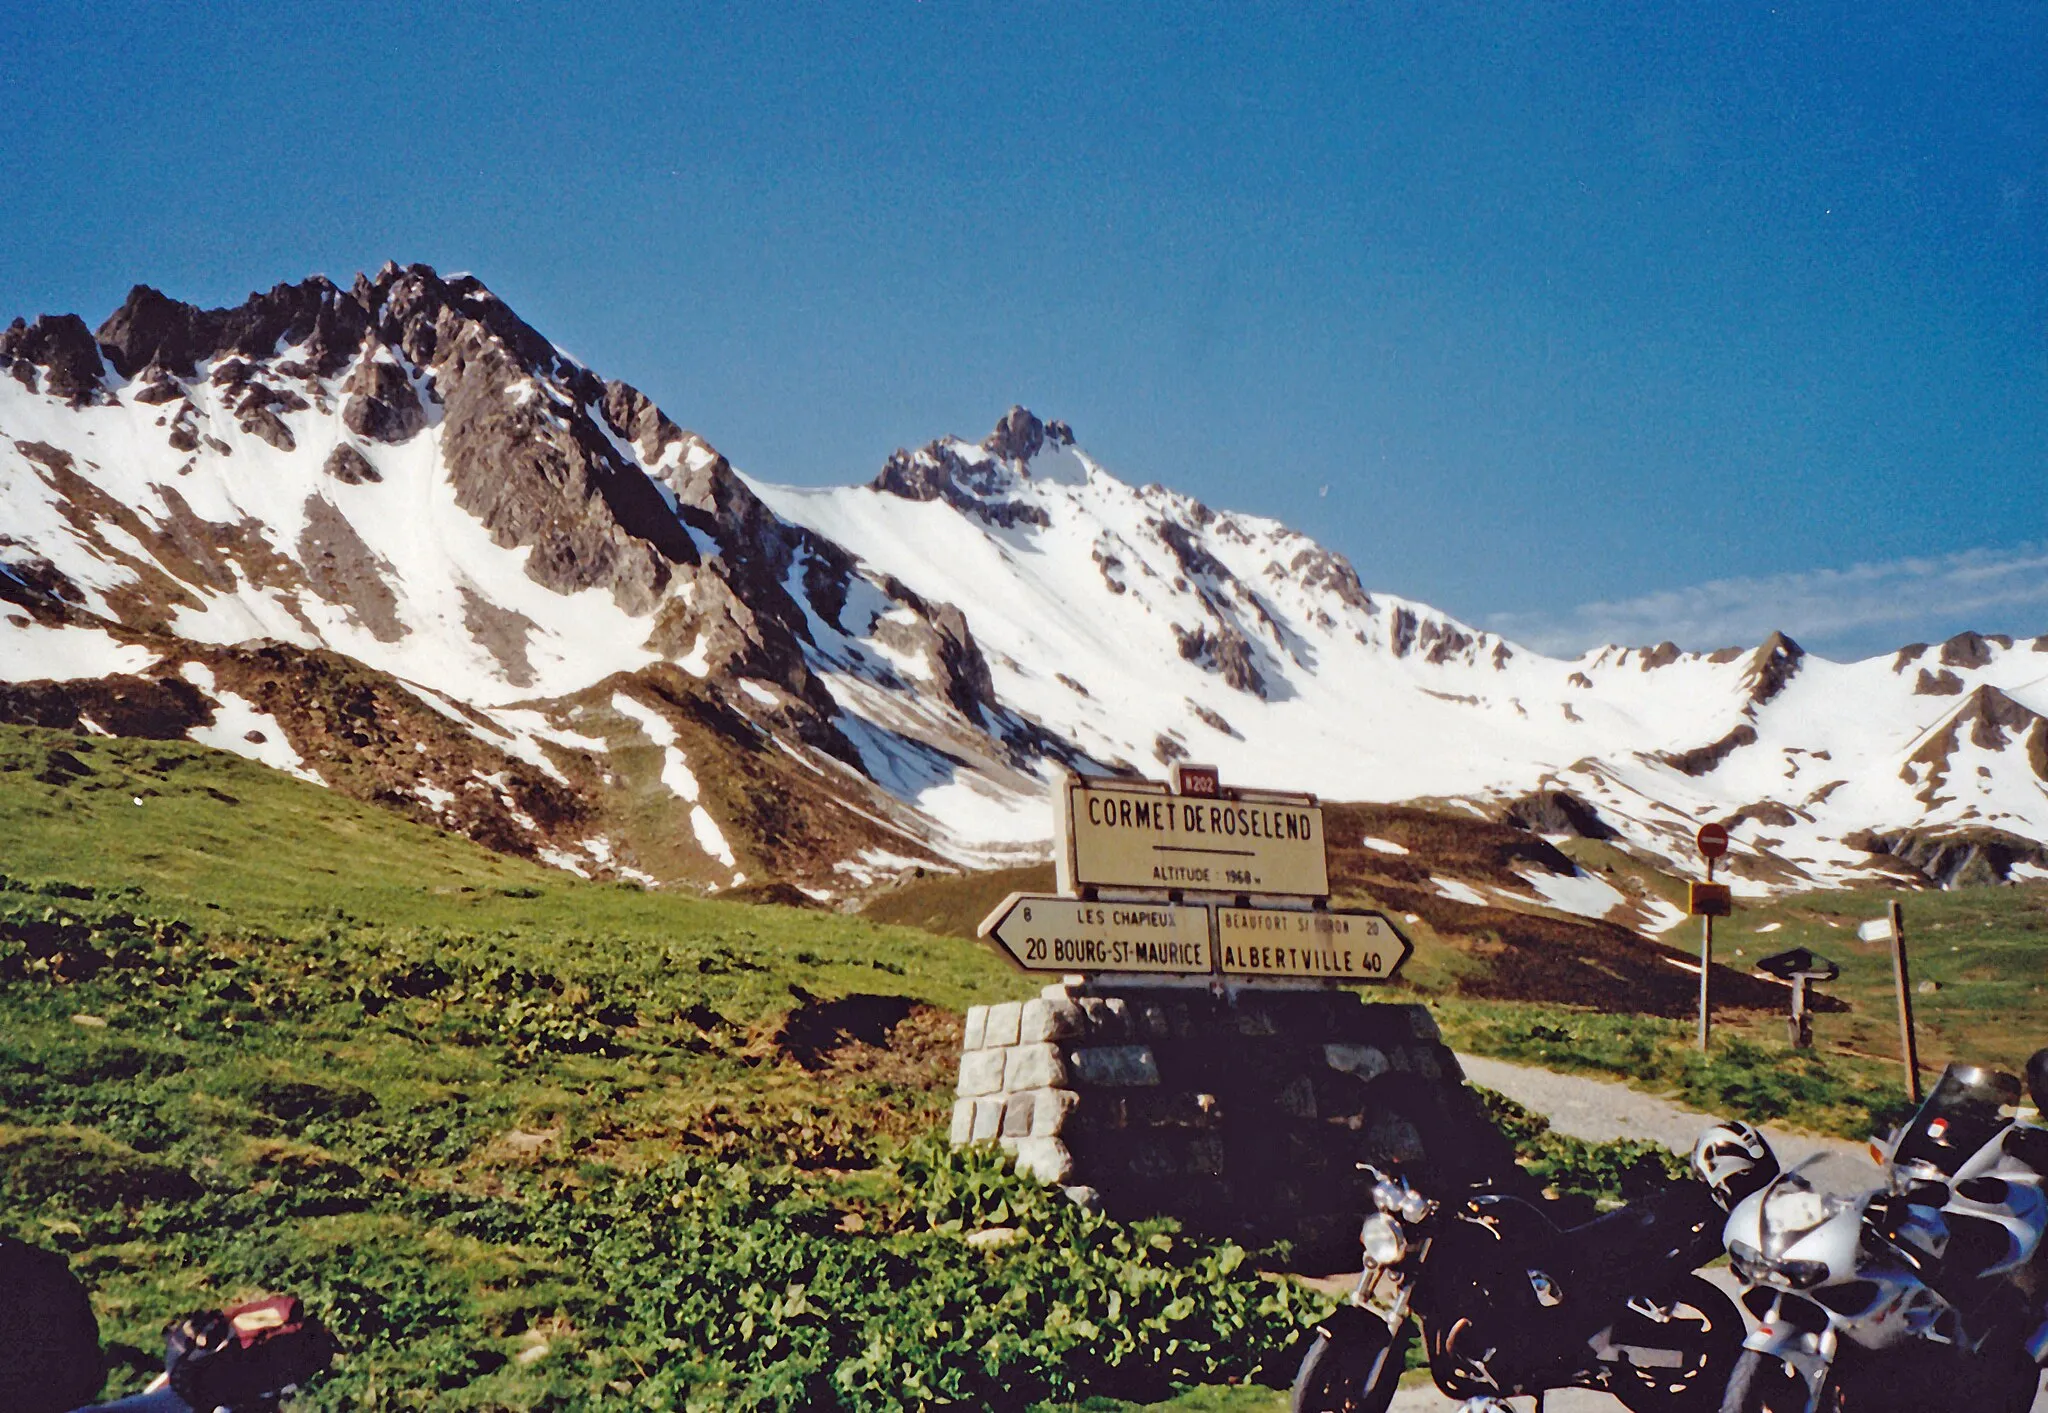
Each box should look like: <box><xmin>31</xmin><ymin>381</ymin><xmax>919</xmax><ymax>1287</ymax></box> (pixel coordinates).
<box><xmin>1691</xmin><ymin>1121</ymin><xmax>1780</xmax><ymax>1209</ymax></box>
<box><xmin>2027</xmin><ymin>1048</ymin><xmax>2048</xmax><ymax>1117</ymax></box>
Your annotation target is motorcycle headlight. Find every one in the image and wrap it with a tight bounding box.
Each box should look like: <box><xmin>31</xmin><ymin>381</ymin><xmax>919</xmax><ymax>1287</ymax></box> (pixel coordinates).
<box><xmin>1775</xmin><ymin>1259</ymin><xmax>1829</xmax><ymax>1290</ymax></box>
<box><xmin>1727</xmin><ymin>1239</ymin><xmax>1765</xmax><ymax>1283</ymax></box>
<box><xmin>1728</xmin><ymin>1237</ymin><xmax>1828</xmax><ymax>1289</ymax></box>
<box><xmin>1360</xmin><ymin>1213</ymin><xmax>1408</xmax><ymax>1267</ymax></box>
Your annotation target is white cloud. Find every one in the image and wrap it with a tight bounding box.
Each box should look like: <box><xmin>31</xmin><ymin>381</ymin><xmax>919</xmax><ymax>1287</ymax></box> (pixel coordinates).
<box><xmin>1487</xmin><ymin>543</ymin><xmax>2048</xmax><ymax>662</ymax></box>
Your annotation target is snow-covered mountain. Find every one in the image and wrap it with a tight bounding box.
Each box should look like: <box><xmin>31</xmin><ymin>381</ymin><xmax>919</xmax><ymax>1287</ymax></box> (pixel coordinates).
<box><xmin>4</xmin><ymin>264</ymin><xmax>2044</xmax><ymax>903</ymax></box>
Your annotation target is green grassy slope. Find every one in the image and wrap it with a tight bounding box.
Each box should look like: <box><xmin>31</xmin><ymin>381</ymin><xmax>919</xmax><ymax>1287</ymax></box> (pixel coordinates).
<box><xmin>1</xmin><ymin>726</ymin><xmax>1330</xmax><ymax>1410</ymax></box>
<box><xmin>9</xmin><ymin>723</ymin><xmax>2043</xmax><ymax>1409</ymax></box>
<box><xmin>0</xmin><ymin>727</ymin><xmax>1009</xmax><ymax>1021</ymax></box>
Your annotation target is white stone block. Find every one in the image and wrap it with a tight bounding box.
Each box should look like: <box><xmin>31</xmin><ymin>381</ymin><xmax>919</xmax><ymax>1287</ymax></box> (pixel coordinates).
<box><xmin>1030</xmin><ymin>1087</ymin><xmax>1079</xmax><ymax>1137</ymax></box>
<box><xmin>962</xmin><ymin>1004</ymin><xmax>989</xmax><ymax>1051</ymax></box>
<box><xmin>1004</xmin><ymin>1042</ymin><xmax>1067</xmax><ymax>1091</ymax></box>
<box><xmin>1019</xmin><ymin>996</ymin><xmax>1081</xmax><ymax>1043</ymax></box>
<box><xmin>971</xmin><ymin>1096</ymin><xmax>1005</xmax><ymax>1142</ymax></box>
<box><xmin>1011</xmin><ymin>1136</ymin><xmax>1074</xmax><ymax>1184</ymax></box>
<box><xmin>957</xmin><ymin>1047</ymin><xmax>1007</xmax><ymax>1097</ymax></box>
<box><xmin>983</xmin><ymin>1000</ymin><xmax>1023</xmax><ymax>1048</ymax></box>
<box><xmin>949</xmin><ymin>1098</ymin><xmax>976</xmax><ymax>1146</ymax></box>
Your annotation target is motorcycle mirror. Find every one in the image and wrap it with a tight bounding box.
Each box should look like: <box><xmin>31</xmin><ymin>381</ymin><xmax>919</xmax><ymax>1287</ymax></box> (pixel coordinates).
<box><xmin>2026</xmin><ymin>1048</ymin><xmax>2048</xmax><ymax>1116</ymax></box>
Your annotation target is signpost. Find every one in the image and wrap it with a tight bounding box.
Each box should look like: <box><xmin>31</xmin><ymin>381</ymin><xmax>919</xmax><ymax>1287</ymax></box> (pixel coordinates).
<box><xmin>1693</xmin><ymin>823</ymin><xmax>1729</xmax><ymax>1051</ymax></box>
<box><xmin>1860</xmin><ymin>903</ymin><xmax>1923</xmax><ymax>1103</ymax></box>
<box><xmin>1756</xmin><ymin>946</ymin><xmax>1839</xmax><ymax>1049</ymax></box>
<box><xmin>1215</xmin><ymin>905</ymin><xmax>1412</xmax><ymax>980</ymax></box>
<box><xmin>981</xmin><ymin>765</ymin><xmax>1409</xmax><ymax>987</ymax></box>
<box><xmin>1054</xmin><ymin>776</ymin><xmax>1329</xmax><ymax>897</ymax></box>
<box><xmin>978</xmin><ymin>893</ymin><xmax>1213</xmax><ymax>975</ymax></box>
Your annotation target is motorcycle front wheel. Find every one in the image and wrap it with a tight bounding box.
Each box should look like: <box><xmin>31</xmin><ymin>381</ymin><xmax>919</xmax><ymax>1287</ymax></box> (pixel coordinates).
<box><xmin>1607</xmin><ymin>1274</ymin><xmax>1746</xmax><ymax>1413</ymax></box>
<box><xmin>1290</xmin><ymin>1319</ymin><xmax>1411</xmax><ymax>1413</ymax></box>
<box><xmin>1718</xmin><ymin>1349</ymin><xmax>1835</xmax><ymax>1413</ymax></box>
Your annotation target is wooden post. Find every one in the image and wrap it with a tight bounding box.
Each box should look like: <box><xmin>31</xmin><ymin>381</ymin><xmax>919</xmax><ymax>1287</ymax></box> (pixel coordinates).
<box><xmin>1889</xmin><ymin>900</ymin><xmax>1922</xmax><ymax>1103</ymax></box>
<box><xmin>1698</xmin><ymin>856</ymin><xmax>1714</xmax><ymax>1052</ymax></box>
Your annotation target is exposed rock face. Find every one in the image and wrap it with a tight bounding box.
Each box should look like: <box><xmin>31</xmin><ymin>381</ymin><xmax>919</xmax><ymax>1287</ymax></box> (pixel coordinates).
<box><xmin>1906</xmin><ymin>686</ymin><xmax>2048</xmax><ymax>791</ymax></box>
<box><xmin>983</xmin><ymin>404</ymin><xmax>1045</xmax><ymax>464</ymax></box>
<box><xmin>1662</xmin><ymin>724</ymin><xmax>1759</xmax><ymax>777</ymax></box>
<box><xmin>0</xmin><ymin>673</ymin><xmax>211</xmax><ymax>738</ymax></box>
<box><xmin>1848</xmin><ymin>826</ymin><xmax>2048</xmax><ymax>888</ymax></box>
<box><xmin>1289</xmin><ymin>546</ymin><xmax>1371</xmax><ymax>612</ymax></box>
<box><xmin>869</xmin><ymin>412</ymin><xmax>1055</xmax><ymax>529</ymax></box>
<box><xmin>296</xmin><ymin>496</ymin><xmax>406</xmax><ymax>642</ymax></box>
<box><xmin>0</xmin><ymin>562</ymin><xmax>77</xmax><ymax>622</ymax></box>
<box><xmin>322</xmin><ymin>444</ymin><xmax>379</xmax><ymax>485</ymax></box>
<box><xmin>0</xmin><ymin>315</ymin><xmax>107</xmax><ymax>406</ymax></box>
<box><xmin>96</xmin><ymin>276</ymin><xmax>373</xmax><ymax>380</ymax></box>
<box><xmin>1501</xmin><ymin>788</ymin><xmax>1614</xmax><ymax>840</ymax></box>
<box><xmin>599</xmin><ymin>378</ymin><xmax>683</xmax><ymax>460</ymax></box>
<box><xmin>1173</xmin><ymin>622</ymin><xmax>1266</xmax><ymax>697</ymax></box>
<box><xmin>340</xmin><ymin>355</ymin><xmax>425</xmax><ymax>443</ymax></box>
<box><xmin>1741</xmin><ymin>631</ymin><xmax>1805</xmax><ymax>706</ymax></box>
<box><xmin>869</xmin><ymin>582</ymin><xmax>999</xmax><ymax>725</ymax></box>
<box><xmin>1940</xmin><ymin>631</ymin><xmax>1999</xmax><ymax>670</ymax></box>
<box><xmin>1724</xmin><ymin>800</ymin><xmax>1802</xmax><ymax>830</ymax></box>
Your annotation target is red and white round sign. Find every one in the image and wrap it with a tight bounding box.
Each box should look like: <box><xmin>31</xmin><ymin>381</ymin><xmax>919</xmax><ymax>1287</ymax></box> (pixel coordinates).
<box><xmin>1696</xmin><ymin>823</ymin><xmax>1729</xmax><ymax>859</ymax></box>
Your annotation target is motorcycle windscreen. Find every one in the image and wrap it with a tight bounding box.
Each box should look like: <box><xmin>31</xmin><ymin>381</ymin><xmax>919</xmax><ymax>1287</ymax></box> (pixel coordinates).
<box><xmin>1890</xmin><ymin>1063</ymin><xmax>2022</xmax><ymax>1177</ymax></box>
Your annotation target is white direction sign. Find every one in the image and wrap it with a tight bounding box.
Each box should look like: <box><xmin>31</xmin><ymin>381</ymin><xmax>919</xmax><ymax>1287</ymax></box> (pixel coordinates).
<box><xmin>1215</xmin><ymin>906</ymin><xmax>1411</xmax><ymax>981</ymax></box>
<box><xmin>978</xmin><ymin>893</ymin><xmax>1212</xmax><ymax>975</ymax></box>
<box><xmin>1057</xmin><ymin>778</ymin><xmax>1329</xmax><ymax>897</ymax></box>
<box><xmin>1857</xmin><ymin>917</ymin><xmax>1895</xmax><ymax>943</ymax></box>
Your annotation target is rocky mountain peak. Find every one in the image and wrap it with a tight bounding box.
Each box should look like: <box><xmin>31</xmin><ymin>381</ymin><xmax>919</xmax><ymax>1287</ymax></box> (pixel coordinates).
<box><xmin>868</xmin><ymin>411</ymin><xmax>1059</xmax><ymax>530</ymax></box>
<box><xmin>8</xmin><ymin>261</ymin><xmax>2048</xmax><ymax>901</ymax></box>
<box><xmin>0</xmin><ymin>313</ymin><xmax>107</xmax><ymax>406</ymax></box>
<box><xmin>982</xmin><ymin>405</ymin><xmax>1074</xmax><ymax>464</ymax></box>
<box><xmin>1740</xmin><ymin>630</ymin><xmax>1805</xmax><ymax>706</ymax></box>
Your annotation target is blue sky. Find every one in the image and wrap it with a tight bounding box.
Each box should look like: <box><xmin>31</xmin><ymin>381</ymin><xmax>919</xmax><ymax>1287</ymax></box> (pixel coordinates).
<box><xmin>3</xmin><ymin>2</ymin><xmax>2041</xmax><ymax>660</ymax></box>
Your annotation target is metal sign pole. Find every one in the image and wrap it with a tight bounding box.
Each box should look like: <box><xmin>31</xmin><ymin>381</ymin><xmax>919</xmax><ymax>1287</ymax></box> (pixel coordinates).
<box><xmin>1698</xmin><ymin>853</ymin><xmax>1713</xmax><ymax>1052</ymax></box>
<box><xmin>1889</xmin><ymin>900</ymin><xmax>1922</xmax><ymax>1104</ymax></box>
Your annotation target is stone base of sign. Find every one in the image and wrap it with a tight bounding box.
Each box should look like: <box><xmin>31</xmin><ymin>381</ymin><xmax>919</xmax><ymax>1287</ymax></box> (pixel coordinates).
<box><xmin>951</xmin><ymin>983</ymin><xmax>1520</xmax><ymax>1266</ymax></box>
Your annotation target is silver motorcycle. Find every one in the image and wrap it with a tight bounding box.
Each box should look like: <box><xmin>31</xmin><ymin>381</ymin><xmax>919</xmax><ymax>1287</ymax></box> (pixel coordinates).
<box><xmin>1698</xmin><ymin>1054</ymin><xmax>2048</xmax><ymax>1413</ymax></box>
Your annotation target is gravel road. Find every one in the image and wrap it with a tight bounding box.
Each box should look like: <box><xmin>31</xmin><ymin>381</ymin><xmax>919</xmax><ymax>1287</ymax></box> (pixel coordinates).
<box><xmin>1457</xmin><ymin>1054</ymin><xmax>1875</xmax><ymax>1195</ymax></box>
<box><xmin>1360</xmin><ymin>1056</ymin><xmax>2048</xmax><ymax>1411</ymax></box>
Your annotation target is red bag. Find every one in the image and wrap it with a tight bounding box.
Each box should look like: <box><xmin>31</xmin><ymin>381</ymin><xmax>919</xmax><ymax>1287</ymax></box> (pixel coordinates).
<box><xmin>165</xmin><ymin>1296</ymin><xmax>334</xmax><ymax>1411</ymax></box>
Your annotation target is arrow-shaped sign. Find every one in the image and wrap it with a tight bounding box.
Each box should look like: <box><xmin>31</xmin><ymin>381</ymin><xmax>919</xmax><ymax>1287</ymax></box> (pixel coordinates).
<box><xmin>1215</xmin><ymin>905</ymin><xmax>1412</xmax><ymax>981</ymax></box>
<box><xmin>976</xmin><ymin>893</ymin><xmax>1212</xmax><ymax>975</ymax></box>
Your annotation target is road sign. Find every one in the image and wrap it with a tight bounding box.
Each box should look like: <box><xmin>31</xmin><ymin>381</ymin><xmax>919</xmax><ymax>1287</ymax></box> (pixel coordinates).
<box><xmin>1056</xmin><ymin>777</ymin><xmax>1329</xmax><ymax>896</ymax></box>
<box><xmin>1757</xmin><ymin>947</ymin><xmax>1839</xmax><ymax>983</ymax></box>
<box><xmin>977</xmin><ymin>893</ymin><xmax>1213</xmax><ymax>975</ymax></box>
<box><xmin>1172</xmin><ymin>763</ymin><xmax>1221</xmax><ymax>798</ymax></box>
<box><xmin>1215</xmin><ymin>906</ymin><xmax>1410</xmax><ymax>981</ymax></box>
<box><xmin>1857</xmin><ymin>917</ymin><xmax>1894</xmax><ymax>942</ymax></box>
<box><xmin>1695</xmin><ymin>823</ymin><xmax>1729</xmax><ymax>859</ymax></box>
<box><xmin>1689</xmin><ymin>882</ymin><xmax>1732</xmax><ymax>917</ymax></box>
